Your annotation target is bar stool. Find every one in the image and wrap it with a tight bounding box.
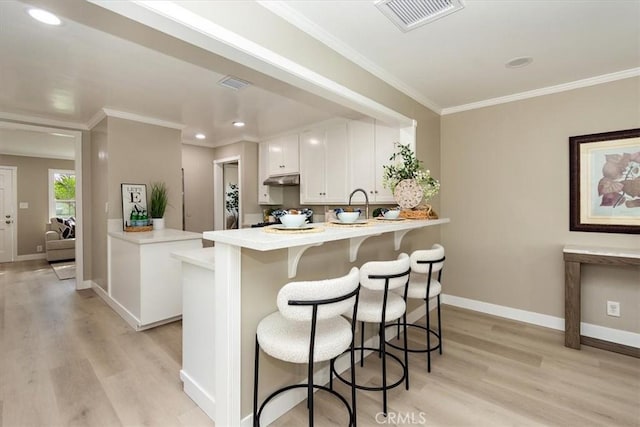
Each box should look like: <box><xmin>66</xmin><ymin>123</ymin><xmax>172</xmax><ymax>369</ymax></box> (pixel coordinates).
<box><xmin>388</xmin><ymin>244</ymin><xmax>445</xmax><ymax>373</ymax></box>
<box><xmin>253</xmin><ymin>267</ymin><xmax>360</xmax><ymax>427</ymax></box>
<box><xmin>331</xmin><ymin>253</ymin><xmax>411</xmax><ymax>416</ymax></box>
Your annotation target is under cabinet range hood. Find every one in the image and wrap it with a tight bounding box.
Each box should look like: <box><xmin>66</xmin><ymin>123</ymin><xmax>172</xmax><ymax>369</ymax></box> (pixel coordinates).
<box><xmin>263</xmin><ymin>174</ymin><xmax>300</xmax><ymax>186</ymax></box>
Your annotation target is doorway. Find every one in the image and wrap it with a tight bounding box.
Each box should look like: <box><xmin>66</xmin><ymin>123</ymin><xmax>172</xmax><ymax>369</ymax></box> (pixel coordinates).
<box><xmin>0</xmin><ymin>166</ymin><xmax>16</xmax><ymax>263</ymax></box>
<box><xmin>213</xmin><ymin>156</ymin><xmax>241</xmax><ymax>231</ymax></box>
<box><xmin>0</xmin><ymin>121</ymin><xmax>84</xmax><ymax>289</ymax></box>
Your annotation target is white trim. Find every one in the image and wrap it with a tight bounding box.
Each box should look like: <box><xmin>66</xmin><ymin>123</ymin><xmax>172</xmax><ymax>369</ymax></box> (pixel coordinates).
<box><xmin>442</xmin><ymin>294</ymin><xmax>640</xmax><ymax>348</ymax></box>
<box><xmin>257</xmin><ymin>0</ymin><xmax>442</xmax><ymax>114</ymax></box>
<box><xmin>0</xmin><ymin>111</ymin><xmax>87</xmax><ymax>130</ymax></box>
<box><xmin>89</xmin><ymin>0</ymin><xmax>414</xmax><ymax>127</ymax></box>
<box><xmin>15</xmin><ymin>253</ymin><xmax>46</xmax><ymax>261</ymax></box>
<box><xmin>92</xmin><ymin>281</ymin><xmax>143</xmax><ymax>330</ymax></box>
<box><xmin>581</xmin><ymin>323</ymin><xmax>640</xmax><ymax>349</ymax></box>
<box><xmin>86</xmin><ymin>109</ymin><xmax>107</xmax><ymax>130</ymax></box>
<box><xmin>102</xmin><ymin>108</ymin><xmax>185</xmax><ymax>130</ymax></box>
<box><xmin>441</xmin><ymin>68</ymin><xmax>640</xmax><ymax>115</ymax></box>
<box><xmin>180</xmin><ymin>370</ymin><xmax>216</xmax><ymax>421</ymax></box>
<box><xmin>442</xmin><ymin>294</ymin><xmax>564</xmax><ymax>330</ymax></box>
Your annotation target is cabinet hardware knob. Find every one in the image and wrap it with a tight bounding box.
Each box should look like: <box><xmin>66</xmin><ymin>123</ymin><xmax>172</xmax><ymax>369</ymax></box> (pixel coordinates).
<box><xmin>5</xmin><ymin>220</ymin><xmax>11</xmax><ymax>224</ymax></box>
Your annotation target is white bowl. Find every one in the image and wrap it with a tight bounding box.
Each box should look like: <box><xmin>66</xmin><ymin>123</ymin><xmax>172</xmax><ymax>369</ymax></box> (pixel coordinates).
<box><xmin>279</xmin><ymin>214</ymin><xmax>307</xmax><ymax>228</ymax></box>
<box><xmin>383</xmin><ymin>209</ymin><xmax>400</xmax><ymax>219</ymax></box>
<box><xmin>337</xmin><ymin>211</ymin><xmax>360</xmax><ymax>223</ymax></box>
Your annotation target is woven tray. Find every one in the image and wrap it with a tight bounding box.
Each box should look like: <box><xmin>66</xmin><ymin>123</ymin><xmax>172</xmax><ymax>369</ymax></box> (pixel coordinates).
<box><xmin>399</xmin><ymin>205</ymin><xmax>439</xmax><ymax>220</ymax></box>
<box><xmin>124</xmin><ymin>225</ymin><xmax>153</xmax><ymax>232</ymax></box>
<box><xmin>263</xmin><ymin>226</ymin><xmax>324</xmax><ymax>234</ymax></box>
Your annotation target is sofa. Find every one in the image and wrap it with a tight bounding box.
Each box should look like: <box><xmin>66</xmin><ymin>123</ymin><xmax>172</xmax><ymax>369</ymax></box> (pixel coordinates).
<box><xmin>45</xmin><ymin>218</ymin><xmax>75</xmax><ymax>262</ymax></box>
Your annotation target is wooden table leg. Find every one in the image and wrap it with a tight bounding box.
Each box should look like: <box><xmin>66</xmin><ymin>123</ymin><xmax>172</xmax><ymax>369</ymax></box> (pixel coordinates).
<box><xmin>564</xmin><ymin>260</ymin><xmax>581</xmax><ymax>349</ymax></box>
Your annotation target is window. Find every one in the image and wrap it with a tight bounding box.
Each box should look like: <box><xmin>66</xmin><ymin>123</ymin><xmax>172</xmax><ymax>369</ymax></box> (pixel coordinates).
<box><xmin>49</xmin><ymin>169</ymin><xmax>76</xmax><ymax>218</ymax></box>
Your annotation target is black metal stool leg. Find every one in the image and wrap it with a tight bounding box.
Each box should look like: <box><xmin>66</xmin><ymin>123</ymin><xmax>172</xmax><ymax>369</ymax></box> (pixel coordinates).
<box><xmin>437</xmin><ymin>295</ymin><xmax>443</xmax><ymax>355</ymax></box>
<box><xmin>308</xmin><ymin>358</ymin><xmax>314</xmax><ymax>427</ymax></box>
<box><xmin>426</xmin><ymin>299</ymin><xmax>431</xmax><ymax>373</ymax></box>
<box><xmin>380</xmin><ymin>324</ymin><xmax>388</xmax><ymax>415</ymax></box>
<box><xmin>403</xmin><ymin>312</ymin><xmax>409</xmax><ymax>390</ymax></box>
<box><xmin>253</xmin><ymin>335</ymin><xmax>260</xmax><ymax>427</ymax></box>
<box><xmin>350</xmin><ymin>334</ymin><xmax>357</xmax><ymax>427</ymax></box>
<box><xmin>360</xmin><ymin>321</ymin><xmax>365</xmax><ymax>367</ymax></box>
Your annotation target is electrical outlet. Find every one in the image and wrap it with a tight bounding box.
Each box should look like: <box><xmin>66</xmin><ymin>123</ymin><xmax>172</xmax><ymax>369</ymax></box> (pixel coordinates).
<box><xmin>36</xmin><ymin>245</ymin><xmax>43</xmax><ymax>252</ymax></box>
<box><xmin>606</xmin><ymin>301</ymin><xmax>620</xmax><ymax>317</ymax></box>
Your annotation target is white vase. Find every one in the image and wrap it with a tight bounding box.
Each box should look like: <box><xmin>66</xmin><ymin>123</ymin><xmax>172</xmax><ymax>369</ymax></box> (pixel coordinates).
<box><xmin>394</xmin><ymin>179</ymin><xmax>423</xmax><ymax>209</ymax></box>
<box><xmin>152</xmin><ymin>217</ymin><xmax>165</xmax><ymax>230</ymax></box>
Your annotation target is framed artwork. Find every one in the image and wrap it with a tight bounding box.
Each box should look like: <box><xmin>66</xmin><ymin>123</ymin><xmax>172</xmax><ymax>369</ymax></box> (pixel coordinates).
<box><xmin>569</xmin><ymin>128</ymin><xmax>640</xmax><ymax>234</ymax></box>
<box><xmin>121</xmin><ymin>183</ymin><xmax>147</xmax><ymax>229</ymax></box>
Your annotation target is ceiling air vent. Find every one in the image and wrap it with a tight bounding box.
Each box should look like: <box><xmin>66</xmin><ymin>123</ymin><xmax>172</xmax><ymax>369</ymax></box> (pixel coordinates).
<box><xmin>218</xmin><ymin>76</ymin><xmax>251</xmax><ymax>90</ymax></box>
<box><xmin>376</xmin><ymin>0</ymin><xmax>464</xmax><ymax>32</ymax></box>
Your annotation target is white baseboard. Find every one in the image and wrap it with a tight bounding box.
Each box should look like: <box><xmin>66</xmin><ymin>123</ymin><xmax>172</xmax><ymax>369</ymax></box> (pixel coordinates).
<box><xmin>91</xmin><ymin>282</ymin><xmax>142</xmax><ymax>330</ymax></box>
<box><xmin>77</xmin><ymin>279</ymin><xmax>92</xmax><ymax>290</ymax></box>
<box><xmin>181</xmin><ymin>369</ymin><xmax>216</xmax><ymax>421</ymax></box>
<box><xmin>442</xmin><ymin>294</ymin><xmax>640</xmax><ymax>348</ymax></box>
<box><xmin>15</xmin><ymin>253</ymin><xmax>47</xmax><ymax>261</ymax></box>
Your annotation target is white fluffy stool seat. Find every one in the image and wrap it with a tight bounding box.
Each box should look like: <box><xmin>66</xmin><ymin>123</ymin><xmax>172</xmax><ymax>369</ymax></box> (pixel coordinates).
<box><xmin>403</xmin><ymin>275</ymin><xmax>441</xmax><ymax>299</ymax></box>
<box><xmin>344</xmin><ymin>288</ymin><xmax>405</xmax><ymax>323</ymax></box>
<box><xmin>257</xmin><ymin>313</ymin><xmax>352</xmax><ymax>364</ymax></box>
<box><xmin>253</xmin><ymin>267</ymin><xmax>361</xmax><ymax>427</ymax></box>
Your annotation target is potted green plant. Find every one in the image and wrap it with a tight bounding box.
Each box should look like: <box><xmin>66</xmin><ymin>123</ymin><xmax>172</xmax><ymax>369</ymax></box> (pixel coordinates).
<box><xmin>149</xmin><ymin>182</ymin><xmax>169</xmax><ymax>230</ymax></box>
<box><xmin>382</xmin><ymin>143</ymin><xmax>440</xmax><ymax>210</ymax></box>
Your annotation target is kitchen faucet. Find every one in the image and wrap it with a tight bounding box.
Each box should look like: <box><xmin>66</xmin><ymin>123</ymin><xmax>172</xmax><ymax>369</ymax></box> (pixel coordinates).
<box><xmin>348</xmin><ymin>188</ymin><xmax>369</xmax><ymax>219</ymax></box>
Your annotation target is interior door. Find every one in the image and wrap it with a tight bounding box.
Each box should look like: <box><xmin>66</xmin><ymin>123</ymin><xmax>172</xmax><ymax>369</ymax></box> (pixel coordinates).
<box><xmin>0</xmin><ymin>167</ymin><xmax>15</xmax><ymax>262</ymax></box>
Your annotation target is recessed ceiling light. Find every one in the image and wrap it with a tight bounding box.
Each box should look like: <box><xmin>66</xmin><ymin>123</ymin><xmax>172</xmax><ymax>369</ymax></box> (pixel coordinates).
<box><xmin>232</xmin><ymin>121</ymin><xmax>245</xmax><ymax>128</ymax></box>
<box><xmin>195</xmin><ymin>133</ymin><xmax>206</xmax><ymax>140</ymax></box>
<box><xmin>28</xmin><ymin>8</ymin><xmax>61</xmax><ymax>26</ymax></box>
<box><xmin>505</xmin><ymin>56</ymin><xmax>533</xmax><ymax>69</ymax></box>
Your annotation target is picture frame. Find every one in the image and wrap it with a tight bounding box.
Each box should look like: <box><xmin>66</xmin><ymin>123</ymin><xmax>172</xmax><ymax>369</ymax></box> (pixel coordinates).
<box><xmin>121</xmin><ymin>183</ymin><xmax>147</xmax><ymax>229</ymax></box>
<box><xmin>569</xmin><ymin>128</ymin><xmax>640</xmax><ymax>234</ymax></box>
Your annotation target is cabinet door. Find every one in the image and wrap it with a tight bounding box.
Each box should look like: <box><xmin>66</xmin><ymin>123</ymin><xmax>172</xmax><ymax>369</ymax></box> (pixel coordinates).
<box><xmin>348</xmin><ymin>118</ymin><xmax>376</xmax><ymax>199</ymax></box>
<box><xmin>299</xmin><ymin>128</ymin><xmax>326</xmax><ymax>204</ymax></box>
<box><xmin>259</xmin><ymin>142</ymin><xmax>283</xmax><ymax>204</ymax></box>
<box><xmin>323</xmin><ymin>122</ymin><xmax>349</xmax><ymax>203</ymax></box>
<box><xmin>280</xmin><ymin>134</ymin><xmax>300</xmax><ymax>174</ymax></box>
<box><xmin>269</xmin><ymin>134</ymin><xmax>299</xmax><ymax>175</ymax></box>
<box><xmin>374</xmin><ymin>122</ymin><xmax>401</xmax><ymax>202</ymax></box>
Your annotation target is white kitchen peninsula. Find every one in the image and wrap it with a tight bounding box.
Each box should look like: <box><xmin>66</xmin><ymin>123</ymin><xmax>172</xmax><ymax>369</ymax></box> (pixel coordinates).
<box><xmin>104</xmin><ymin>228</ymin><xmax>202</xmax><ymax>330</ymax></box>
<box><xmin>175</xmin><ymin>218</ymin><xmax>448</xmax><ymax>426</ymax></box>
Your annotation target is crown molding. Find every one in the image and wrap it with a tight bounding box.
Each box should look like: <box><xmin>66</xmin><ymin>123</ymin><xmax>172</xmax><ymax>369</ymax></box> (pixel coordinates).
<box><xmin>0</xmin><ymin>111</ymin><xmax>87</xmax><ymax>130</ymax></box>
<box><xmin>101</xmin><ymin>108</ymin><xmax>185</xmax><ymax>129</ymax></box>
<box><xmin>257</xmin><ymin>1</ymin><xmax>442</xmax><ymax>115</ymax></box>
<box><xmin>441</xmin><ymin>67</ymin><xmax>640</xmax><ymax>115</ymax></box>
<box><xmin>86</xmin><ymin>109</ymin><xmax>107</xmax><ymax>130</ymax></box>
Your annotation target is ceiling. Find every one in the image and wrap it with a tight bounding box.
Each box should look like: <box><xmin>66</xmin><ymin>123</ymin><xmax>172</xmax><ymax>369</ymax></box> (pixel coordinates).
<box><xmin>1</xmin><ymin>0</ymin><xmax>638</xmax><ymax>157</ymax></box>
<box><xmin>263</xmin><ymin>0</ymin><xmax>640</xmax><ymax>113</ymax></box>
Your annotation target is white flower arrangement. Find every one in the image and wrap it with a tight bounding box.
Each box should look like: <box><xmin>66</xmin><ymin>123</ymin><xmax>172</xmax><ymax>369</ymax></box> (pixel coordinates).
<box><xmin>382</xmin><ymin>143</ymin><xmax>440</xmax><ymax>202</ymax></box>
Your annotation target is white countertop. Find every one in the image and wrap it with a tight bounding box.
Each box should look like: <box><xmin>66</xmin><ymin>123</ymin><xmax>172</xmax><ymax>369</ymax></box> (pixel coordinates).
<box><xmin>172</xmin><ymin>247</ymin><xmax>215</xmax><ymax>270</ymax></box>
<box><xmin>109</xmin><ymin>228</ymin><xmax>202</xmax><ymax>245</ymax></box>
<box><xmin>563</xmin><ymin>244</ymin><xmax>640</xmax><ymax>259</ymax></box>
<box><xmin>203</xmin><ymin>218</ymin><xmax>450</xmax><ymax>251</ymax></box>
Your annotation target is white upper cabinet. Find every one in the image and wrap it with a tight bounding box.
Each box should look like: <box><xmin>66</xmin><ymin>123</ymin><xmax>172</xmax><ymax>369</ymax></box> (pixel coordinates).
<box><xmin>300</xmin><ymin>121</ymin><xmax>349</xmax><ymax>204</ymax></box>
<box><xmin>348</xmin><ymin>118</ymin><xmax>412</xmax><ymax>203</ymax></box>
<box><xmin>267</xmin><ymin>134</ymin><xmax>299</xmax><ymax>176</ymax></box>
<box><xmin>258</xmin><ymin>142</ymin><xmax>283</xmax><ymax>205</ymax></box>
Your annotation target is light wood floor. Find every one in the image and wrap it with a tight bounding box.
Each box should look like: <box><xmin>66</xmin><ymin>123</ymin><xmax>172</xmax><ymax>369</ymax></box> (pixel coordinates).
<box><xmin>1</xmin><ymin>260</ymin><xmax>638</xmax><ymax>427</ymax></box>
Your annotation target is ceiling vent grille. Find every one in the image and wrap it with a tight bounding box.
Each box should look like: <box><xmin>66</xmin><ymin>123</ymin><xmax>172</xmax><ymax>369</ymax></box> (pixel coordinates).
<box><xmin>376</xmin><ymin>0</ymin><xmax>464</xmax><ymax>32</ymax></box>
<box><xmin>218</xmin><ymin>76</ymin><xmax>251</xmax><ymax>90</ymax></box>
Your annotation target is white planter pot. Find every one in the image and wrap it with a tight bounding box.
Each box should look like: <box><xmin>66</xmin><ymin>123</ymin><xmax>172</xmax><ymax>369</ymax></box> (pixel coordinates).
<box><xmin>152</xmin><ymin>217</ymin><xmax>165</xmax><ymax>230</ymax></box>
